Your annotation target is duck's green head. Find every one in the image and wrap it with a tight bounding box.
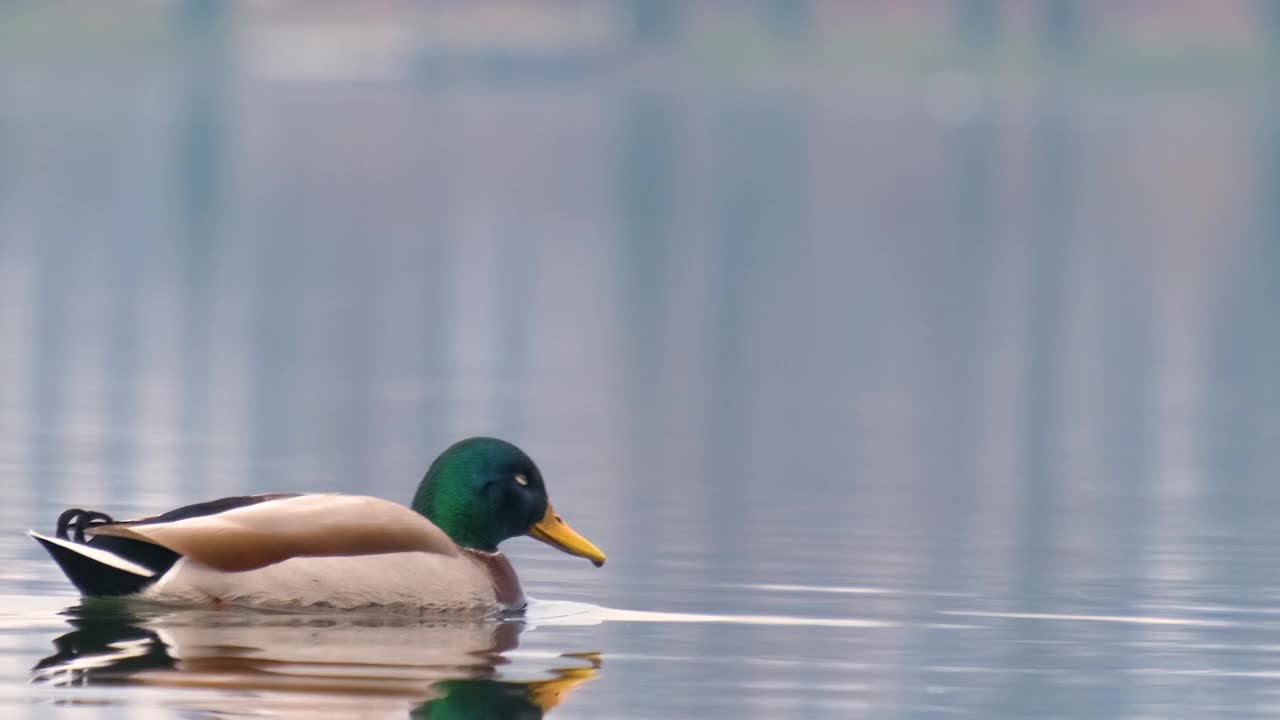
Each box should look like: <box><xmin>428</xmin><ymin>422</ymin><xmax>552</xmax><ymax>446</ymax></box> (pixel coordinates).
<box><xmin>411</xmin><ymin>437</ymin><xmax>606</xmax><ymax>566</ymax></box>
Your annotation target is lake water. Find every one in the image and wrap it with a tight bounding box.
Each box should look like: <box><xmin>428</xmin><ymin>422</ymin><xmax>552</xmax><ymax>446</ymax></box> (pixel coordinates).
<box><xmin>2</xmin><ymin>4</ymin><xmax>1280</xmax><ymax>718</ymax></box>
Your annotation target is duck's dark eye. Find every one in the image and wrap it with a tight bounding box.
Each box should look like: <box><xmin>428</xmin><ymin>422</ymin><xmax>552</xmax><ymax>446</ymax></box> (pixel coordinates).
<box><xmin>514</xmin><ymin>473</ymin><xmax>528</xmax><ymax>487</ymax></box>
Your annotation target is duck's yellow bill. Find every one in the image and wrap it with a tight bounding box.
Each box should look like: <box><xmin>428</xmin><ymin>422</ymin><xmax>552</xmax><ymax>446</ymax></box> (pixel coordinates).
<box><xmin>528</xmin><ymin>505</ymin><xmax>606</xmax><ymax>567</ymax></box>
<box><xmin>526</xmin><ymin>660</ymin><xmax>601</xmax><ymax>712</ymax></box>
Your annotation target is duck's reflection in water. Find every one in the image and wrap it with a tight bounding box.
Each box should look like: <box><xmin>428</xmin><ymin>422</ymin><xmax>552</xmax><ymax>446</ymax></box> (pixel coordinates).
<box><xmin>33</xmin><ymin>600</ymin><xmax>600</xmax><ymax>718</ymax></box>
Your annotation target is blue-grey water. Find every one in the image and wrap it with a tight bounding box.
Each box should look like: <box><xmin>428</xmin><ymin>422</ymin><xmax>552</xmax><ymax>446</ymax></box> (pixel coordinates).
<box><xmin>2</xmin><ymin>3</ymin><xmax>1280</xmax><ymax>718</ymax></box>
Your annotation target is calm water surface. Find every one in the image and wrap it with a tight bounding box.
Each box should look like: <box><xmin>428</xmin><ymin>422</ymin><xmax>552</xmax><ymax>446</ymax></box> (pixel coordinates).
<box><xmin>2</xmin><ymin>4</ymin><xmax>1280</xmax><ymax>718</ymax></box>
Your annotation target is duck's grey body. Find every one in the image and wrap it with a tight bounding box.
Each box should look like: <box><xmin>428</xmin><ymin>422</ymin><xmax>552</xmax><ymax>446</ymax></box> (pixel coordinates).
<box><xmin>140</xmin><ymin>551</ymin><xmax>512</xmax><ymax>612</ymax></box>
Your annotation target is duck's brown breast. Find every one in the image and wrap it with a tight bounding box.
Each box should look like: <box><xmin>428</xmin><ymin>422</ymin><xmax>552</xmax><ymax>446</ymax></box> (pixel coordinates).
<box><xmin>463</xmin><ymin>549</ymin><xmax>526</xmax><ymax>610</ymax></box>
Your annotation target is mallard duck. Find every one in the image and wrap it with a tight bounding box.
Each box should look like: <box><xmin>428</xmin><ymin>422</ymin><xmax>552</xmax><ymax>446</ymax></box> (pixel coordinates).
<box><xmin>29</xmin><ymin>437</ymin><xmax>606</xmax><ymax>613</ymax></box>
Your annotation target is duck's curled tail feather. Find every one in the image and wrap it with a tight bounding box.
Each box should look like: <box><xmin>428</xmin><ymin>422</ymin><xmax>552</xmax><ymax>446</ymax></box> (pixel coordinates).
<box><xmin>31</xmin><ymin>509</ymin><xmax>181</xmax><ymax>597</ymax></box>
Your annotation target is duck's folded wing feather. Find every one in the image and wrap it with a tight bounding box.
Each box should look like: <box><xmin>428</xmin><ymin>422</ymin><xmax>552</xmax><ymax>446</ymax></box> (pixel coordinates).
<box><xmin>86</xmin><ymin>495</ymin><xmax>459</xmax><ymax>572</ymax></box>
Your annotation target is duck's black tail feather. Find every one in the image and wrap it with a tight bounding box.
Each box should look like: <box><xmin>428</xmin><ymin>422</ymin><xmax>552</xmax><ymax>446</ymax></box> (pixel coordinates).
<box><xmin>30</xmin><ymin>509</ymin><xmax>181</xmax><ymax>597</ymax></box>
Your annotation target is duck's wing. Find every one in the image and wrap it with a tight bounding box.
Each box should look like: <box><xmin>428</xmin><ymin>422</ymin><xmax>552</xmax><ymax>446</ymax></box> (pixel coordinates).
<box><xmin>87</xmin><ymin>494</ymin><xmax>460</xmax><ymax>572</ymax></box>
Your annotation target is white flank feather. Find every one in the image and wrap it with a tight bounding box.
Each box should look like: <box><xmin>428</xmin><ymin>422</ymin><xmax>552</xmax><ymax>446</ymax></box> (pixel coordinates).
<box><xmin>142</xmin><ymin>553</ymin><xmax>500</xmax><ymax>612</ymax></box>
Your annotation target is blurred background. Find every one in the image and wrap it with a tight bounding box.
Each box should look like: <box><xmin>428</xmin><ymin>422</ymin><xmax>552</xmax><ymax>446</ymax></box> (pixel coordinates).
<box><xmin>2</xmin><ymin>1</ymin><xmax>1280</xmax><ymax>718</ymax></box>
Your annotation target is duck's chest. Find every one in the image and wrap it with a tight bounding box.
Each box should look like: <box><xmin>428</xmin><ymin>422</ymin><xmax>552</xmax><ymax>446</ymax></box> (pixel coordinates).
<box><xmin>461</xmin><ymin>549</ymin><xmax>525</xmax><ymax>610</ymax></box>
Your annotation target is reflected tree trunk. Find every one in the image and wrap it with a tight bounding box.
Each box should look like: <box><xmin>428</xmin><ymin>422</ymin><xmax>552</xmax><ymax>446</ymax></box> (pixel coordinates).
<box><xmin>1264</xmin><ymin>0</ymin><xmax>1280</xmax><ymax>54</ymax></box>
<box><xmin>176</xmin><ymin>0</ymin><xmax>229</xmax><ymax>494</ymax></box>
<box><xmin>765</xmin><ymin>0</ymin><xmax>811</xmax><ymax>44</ymax></box>
<box><xmin>627</xmin><ymin>0</ymin><xmax>679</xmax><ymax>49</ymax></box>
<box><xmin>958</xmin><ymin>0</ymin><xmax>999</xmax><ymax>50</ymax></box>
<box><xmin>1042</xmin><ymin>0</ymin><xmax>1082</xmax><ymax>56</ymax></box>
